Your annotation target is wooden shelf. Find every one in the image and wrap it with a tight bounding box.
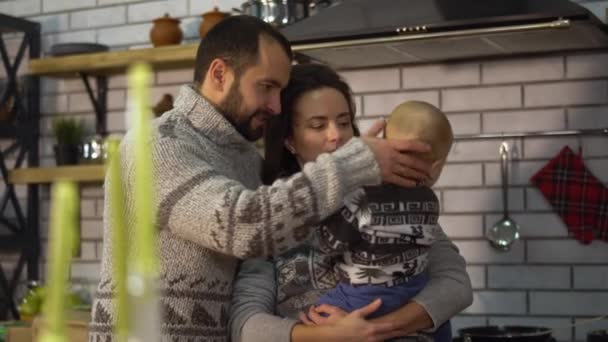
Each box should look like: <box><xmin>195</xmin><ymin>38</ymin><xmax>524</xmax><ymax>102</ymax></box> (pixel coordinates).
<box><xmin>28</xmin><ymin>43</ymin><xmax>199</xmax><ymax>77</ymax></box>
<box><xmin>8</xmin><ymin>165</ymin><xmax>105</xmax><ymax>184</ymax></box>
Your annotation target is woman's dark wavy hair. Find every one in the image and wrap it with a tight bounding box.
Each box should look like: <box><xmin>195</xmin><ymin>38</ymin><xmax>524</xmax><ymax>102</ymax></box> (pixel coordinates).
<box><xmin>262</xmin><ymin>63</ymin><xmax>359</xmax><ymax>185</ymax></box>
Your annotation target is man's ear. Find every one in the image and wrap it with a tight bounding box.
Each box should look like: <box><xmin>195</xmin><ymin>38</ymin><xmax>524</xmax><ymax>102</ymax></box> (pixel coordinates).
<box><xmin>206</xmin><ymin>58</ymin><xmax>233</xmax><ymax>92</ymax></box>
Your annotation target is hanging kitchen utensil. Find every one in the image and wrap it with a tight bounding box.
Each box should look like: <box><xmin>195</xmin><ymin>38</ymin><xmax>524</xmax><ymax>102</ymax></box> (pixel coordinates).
<box><xmin>487</xmin><ymin>141</ymin><xmax>520</xmax><ymax>251</ymax></box>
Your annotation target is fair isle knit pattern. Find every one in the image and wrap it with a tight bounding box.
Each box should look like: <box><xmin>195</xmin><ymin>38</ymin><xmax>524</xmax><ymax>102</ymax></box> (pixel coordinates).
<box><xmin>88</xmin><ymin>85</ymin><xmax>381</xmax><ymax>342</ymax></box>
<box><xmin>315</xmin><ymin>185</ymin><xmax>443</xmax><ymax>286</ymax></box>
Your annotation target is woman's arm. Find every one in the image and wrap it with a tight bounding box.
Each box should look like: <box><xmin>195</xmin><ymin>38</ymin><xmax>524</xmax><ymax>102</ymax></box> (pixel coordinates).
<box><xmin>230</xmin><ymin>258</ymin><xmax>407</xmax><ymax>342</ymax></box>
<box><xmin>229</xmin><ymin>258</ymin><xmax>298</xmax><ymax>342</ymax></box>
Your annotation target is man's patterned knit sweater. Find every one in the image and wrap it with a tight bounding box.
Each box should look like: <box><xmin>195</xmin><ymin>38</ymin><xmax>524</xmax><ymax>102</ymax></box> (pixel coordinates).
<box><xmin>88</xmin><ymin>85</ymin><xmax>381</xmax><ymax>341</ymax></box>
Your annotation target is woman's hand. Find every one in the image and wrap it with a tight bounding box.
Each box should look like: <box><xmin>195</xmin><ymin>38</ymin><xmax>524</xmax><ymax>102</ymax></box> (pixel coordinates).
<box><xmin>299</xmin><ymin>304</ymin><xmax>348</xmax><ymax>325</ymax></box>
<box><xmin>292</xmin><ymin>299</ymin><xmax>408</xmax><ymax>342</ymax></box>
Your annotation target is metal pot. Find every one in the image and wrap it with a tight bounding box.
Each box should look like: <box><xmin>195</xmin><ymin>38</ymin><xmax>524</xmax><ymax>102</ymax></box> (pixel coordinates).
<box><xmin>240</xmin><ymin>0</ymin><xmax>310</xmax><ymax>27</ymax></box>
<box><xmin>455</xmin><ymin>326</ymin><xmax>555</xmax><ymax>342</ymax></box>
<box><xmin>81</xmin><ymin>135</ymin><xmax>106</xmax><ymax>164</ymax></box>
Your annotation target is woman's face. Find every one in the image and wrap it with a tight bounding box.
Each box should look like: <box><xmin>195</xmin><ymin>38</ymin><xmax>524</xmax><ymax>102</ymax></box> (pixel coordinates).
<box><xmin>286</xmin><ymin>87</ymin><xmax>354</xmax><ymax>164</ymax></box>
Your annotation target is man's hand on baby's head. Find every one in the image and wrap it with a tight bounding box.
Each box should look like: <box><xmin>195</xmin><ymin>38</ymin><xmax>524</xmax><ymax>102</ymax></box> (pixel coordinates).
<box><xmin>363</xmin><ymin>136</ymin><xmax>433</xmax><ymax>188</ymax></box>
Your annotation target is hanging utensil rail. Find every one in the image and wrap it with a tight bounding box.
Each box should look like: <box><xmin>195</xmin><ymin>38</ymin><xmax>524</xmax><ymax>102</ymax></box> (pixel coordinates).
<box><xmin>454</xmin><ymin>127</ymin><xmax>608</xmax><ymax>141</ymax></box>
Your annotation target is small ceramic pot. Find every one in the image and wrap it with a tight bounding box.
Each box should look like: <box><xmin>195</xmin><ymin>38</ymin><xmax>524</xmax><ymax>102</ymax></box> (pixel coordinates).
<box><xmin>199</xmin><ymin>7</ymin><xmax>230</xmax><ymax>38</ymax></box>
<box><xmin>150</xmin><ymin>13</ymin><xmax>183</xmax><ymax>47</ymax></box>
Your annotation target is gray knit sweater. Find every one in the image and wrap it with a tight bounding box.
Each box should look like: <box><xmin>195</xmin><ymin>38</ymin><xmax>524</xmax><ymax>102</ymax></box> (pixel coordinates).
<box><xmin>88</xmin><ymin>85</ymin><xmax>381</xmax><ymax>342</ymax></box>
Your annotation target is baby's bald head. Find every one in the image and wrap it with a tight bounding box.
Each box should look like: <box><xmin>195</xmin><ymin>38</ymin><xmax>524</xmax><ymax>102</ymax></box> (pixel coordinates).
<box><xmin>386</xmin><ymin>101</ymin><xmax>453</xmax><ymax>162</ymax></box>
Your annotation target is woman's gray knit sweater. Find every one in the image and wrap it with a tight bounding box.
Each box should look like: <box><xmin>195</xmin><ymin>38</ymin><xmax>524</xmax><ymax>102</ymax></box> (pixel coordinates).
<box><xmin>88</xmin><ymin>85</ymin><xmax>381</xmax><ymax>342</ymax></box>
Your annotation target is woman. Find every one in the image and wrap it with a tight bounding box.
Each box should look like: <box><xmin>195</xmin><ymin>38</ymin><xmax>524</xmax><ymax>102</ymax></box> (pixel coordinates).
<box><xmin>229</xmin><ymin>64</ymin><xmax>472</xmax><ymax>342</ymax></box>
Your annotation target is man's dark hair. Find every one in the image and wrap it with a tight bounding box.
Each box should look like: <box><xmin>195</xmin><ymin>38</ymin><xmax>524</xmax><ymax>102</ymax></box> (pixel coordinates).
<box><xmin>193</xmin><ymin>15</ymin><xmax>292</xmax><ymax>85</ymax></box>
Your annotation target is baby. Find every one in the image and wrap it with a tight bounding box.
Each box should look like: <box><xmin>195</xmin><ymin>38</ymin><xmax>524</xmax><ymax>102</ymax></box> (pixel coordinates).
<box><xmin>312</xmin><ymin>100</ymin><xmax>454</xmax><ymax>341</ymax></box>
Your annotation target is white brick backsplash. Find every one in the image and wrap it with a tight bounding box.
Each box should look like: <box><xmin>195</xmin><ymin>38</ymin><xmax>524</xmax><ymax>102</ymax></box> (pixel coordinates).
<box><xmin>181</xmin><ymin>17</ymin><xmax>200</xmax><ymax>40</ymax></box>
<box><xmin>530</xmin><ymin>292</ymin><xmax>608</xmax><ymax>316</ymax></box>
<box><xmin>0</xmin><ymin>0</ymin><xmax>41</xmax><ymax>16</ymax></box>
<box><xmin>109</xmin><ymin>75</ymin><xmax>127</xmax><ymax>89</ymax></box>
<box><xmin>76</xmin><ymin>241</ymin><xmax>97</xmax><ymax>261</ymax></box>
<box><xmin>482</xmin><ymin>109</ymin><xmax>566</xmax><ymax>133</ymax></box>
<box><xmin>484</xmin><ymin>160</ymin><xmax>545</xmax><ymax>186</ymax></box>
<box><xmin>524</xmin><ymin>81</ymin><xmax>608</xmax><ymax>107</ymax></box>
<box><xmin>98</xmin><ymin>0</ymin><xmax>142</xmax><ymax>5</ymax></box>
<box><xmin>442</xmin><ymin>86</ymin><xmax>521</xmax><ymax>112</ymax></box>
<box><xmin>43</xmin><ymin>29</ymin><xmax>97</xmax><ymax>55</ymax></box>
<box><xmin>340</xmin><ymin>68</ymin><xmax>400</xmax><ymax>93</ymax></box>
<box><xmin>107</xmin><ymin>111</ymin><xmax>127</xmax><ymax>133</ymax></box>
<box><xmin>574</xmin><ymin>266</ymin><xmax>608</xmax><ymax>289</ymax></box>
<box><xmin>30</xmin><ymin>13</ymin><xmax>70</xmax><ymax>34</ymax></box>
<box><xmin>355</xmin><ymin>117</ymin><xmax>383</xmax><ymax>134</ymax></box>
<box><xmin>98</xmin><ymin>23</ymin><xmax>151</xmax><ymax>47</ymax></box>
<box><xmin>451</xmin><ymin>316</ymin><xmax>488</xmax><ymax>336</ymax></box>
<box><xmin>70</xmin><ymin>262</ymin><xmax>101</xmax><ymax>282</ymax></box>
<box><xmin>454</xmin><ymin>240</ymin><xmax>525</xmax><ymax>264</ymax></box>
<box><xmin>581</xmin><ymin>136</ymin><xmax>608</xmax><ymax>157</ymax></box>
<box><xmin>41</xmin><ymin>78</ymin><xmax>86</xmax><ymax>95</ymax></box>
<box><xmin>485</xmin><ymin>213</ymin><xmax>569</xmax><ymax>238</ymax></box>
<box><xmin>488</xmin><ymin>266</ymin><xmax>570</xmax><ymax>289</ymax></box>
<box><xmin>434</xmin><ymin>163</ymin><xmax>483</xmax><ymax>188</ymax></box>
<box><xmin>449</xmin><ymin>139</ymin><xmax>522</xmax><ymax>162</ymax></box>
<box><xmin>447</xmin><ymin>113</ymin><xmax>481</xmax><ymax>135</ymax></box>
<box><xmin>69</xmin><ymin>90</ymin><xmax>125</xmax><ymax>112</ymax></box>
<box><xmin>574</xmin><ymin>317</ymin><xmax>608</xmax><ymax>341</ymax></box>
<box><xmin>156</xmin><ymin>68</ymin><xmax>193</xmax><ymax>85</ymax></box>
<box><xmin>443</xmin><ymin>188</ymin><xmax>524</xmax><ymax>213</ymax></box>
<box><xmin>567</xmin><ymin>106</ymin><xmax>608</xmax><ymax>130</ymax></box>
<box><xmin>43</xmin><ymin>0</ymin><xmax>95</xmax><ymax>13</ymax></box>
<box><xmin>467</xmin><ymin>265</ymin><xmax>486</xmax><ymax>289</ymax></box>
<box><xmin>128</xmin><ymin>0</ymin><xmax>188</xmax><ymax>23</ymax></box>
<box><xmin>96</xmin><ymin>199</ymin><xmax>105</xmax><ymax>217</ymax></box>
<box><xmin>488</xmin><ymin>317</ymin><xmax>572</xmax><ymax>342</ymax></box>
<box><xmin>587</xmin><ymin>159</ymin><xmax>608</xmax><ymax>183</ymax></box>
<box><xmin>526</xmin><ymin>187</ymin><xmax>553</xmax><ymax>211</ymax></box>
<box><xmin>81</xmin><ymin>186</ymin><xmax>104</xmax><ymax>198</ymax></box>
<box><xmin>464</xmin><ymin>291</ymin><xmax>526</xmax><ymax>314</ymax></box>
<box><xmin>523</xmin><ymin>137</ymin><xmax>580</xmax><ymax>159</ymax></box>
<box><xmin>438</xmin><ymin>215</ymin><xmax>484</xmax><ymax>238</ymax></box>
<box><xmin>363</xmin><ymin>91</ymin><xmax>439</xmax><ymax>116</ymax></box>
<box><xmin>523</xmin><ymin>136</ymin><xmax>608</xmax><ymax>159</ymax></box>
<box><xmin>401</xmin><ymin>63</ymin><xmax>480</xmax><ymax>89</ymax></box>
<box><xmin>39</xmin><ymin>137</ymin><xmax>54</xmax><ymax>157</ymax></box>
<box><xmin>81</xmin><ymin>199</ymin><xmax>97</xmax><ymax>218</ymax></box>
<box><xmin>70</xmin><ymin>6</ymin><xmax>127</xmax><ymax>29</ymax></box>
<box><xmin>81</xmin><ymin>219</ymin><xmax>103</xmax><ymax>239</ymax></box>
<box><xmin>567</xmin><ymin>53</ymin><xmax>608</xmax><ymax>79</ymax></box>
<box><xmin>41</xmin><ymin>94</ymin><xmax>68</xmax><ymax>114</ymax></box>
<box><xmin>528</xmin><ymin>240</ymin><xmax>608</xmax><ymax>264</ymax></box>
<box><xmin>189</xmin><ymin>0</ymin><xmax>242</xmax><ymax>15</ymax></box>
<box><xmin>482</xmin><ymin>56</ymin><xmax>564</xmax><ymax>84</ymax></box>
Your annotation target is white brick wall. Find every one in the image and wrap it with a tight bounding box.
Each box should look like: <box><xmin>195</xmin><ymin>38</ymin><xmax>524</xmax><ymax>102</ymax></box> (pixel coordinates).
<box><xmin>2</xmin><ymin>2</ymin><xmax>606</xmax><ymax>339</ymax></box>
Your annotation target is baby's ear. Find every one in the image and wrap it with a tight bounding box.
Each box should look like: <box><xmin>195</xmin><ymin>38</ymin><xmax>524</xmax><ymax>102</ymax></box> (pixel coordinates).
<box><xmin>429</xmin><ymin>158</ymin><xmax>447</xmax><ymax>186</ymax></box>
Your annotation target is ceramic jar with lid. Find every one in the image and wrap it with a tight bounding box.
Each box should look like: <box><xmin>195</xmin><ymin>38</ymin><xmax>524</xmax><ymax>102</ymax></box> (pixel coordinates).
<box><xmin>199</xmin><ymin>7</ymin><xmax>230</xmax><ymax>38</ymax></box>
<box><xmin>150</xmin><ymin>13</ymin><xmax>183</xmax><ymax>47</ymax></box>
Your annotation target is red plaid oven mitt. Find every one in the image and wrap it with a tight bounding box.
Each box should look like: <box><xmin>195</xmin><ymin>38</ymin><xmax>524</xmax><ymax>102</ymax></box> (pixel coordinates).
<box><xmin>530</xmin><ymin>146</ymin><xmax>608</xmax><ymax>244</ymax></box>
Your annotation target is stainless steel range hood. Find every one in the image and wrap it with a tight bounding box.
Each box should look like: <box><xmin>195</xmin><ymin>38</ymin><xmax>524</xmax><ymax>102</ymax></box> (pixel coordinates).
<box><xmin>282</xmin><ymin>0</ymin><xmax>608</xmax><ymax>69</ymax></box>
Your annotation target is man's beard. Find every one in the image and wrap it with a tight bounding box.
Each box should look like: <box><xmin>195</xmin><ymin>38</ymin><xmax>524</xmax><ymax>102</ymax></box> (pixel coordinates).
<box><xmin>220</xmin><ymin>82</ymin><xmax>269</xmax><ymax>141</ymax></box>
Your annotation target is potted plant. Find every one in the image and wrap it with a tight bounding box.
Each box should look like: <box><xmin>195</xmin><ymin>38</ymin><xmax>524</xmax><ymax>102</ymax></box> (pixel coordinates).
<box><xmin>53</xmin><ymin>117</ymin><xmax>84</xmax><ymax>165</ymax></box>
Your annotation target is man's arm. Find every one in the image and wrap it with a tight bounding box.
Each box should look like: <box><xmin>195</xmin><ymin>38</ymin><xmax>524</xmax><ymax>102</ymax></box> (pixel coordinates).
<box><xmin>123</xmin><ymin>135</ymin><xmax>380</xmax><ymax>259</ymax></box>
